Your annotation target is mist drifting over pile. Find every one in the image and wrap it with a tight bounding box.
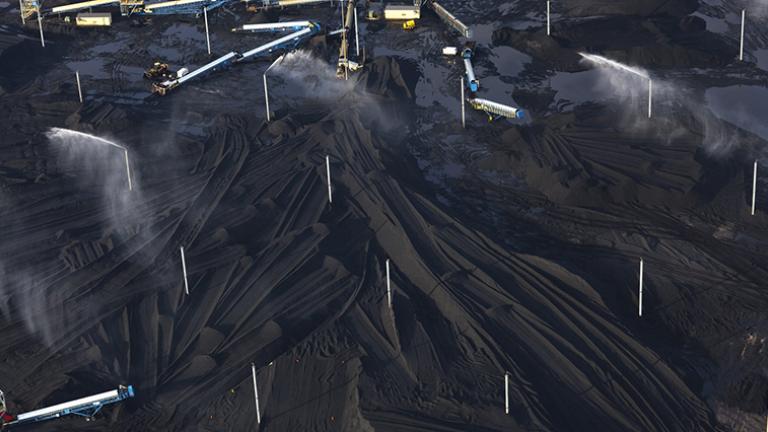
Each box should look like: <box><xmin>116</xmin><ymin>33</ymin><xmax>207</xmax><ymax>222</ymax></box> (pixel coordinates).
<box><xmin>0</xmin><ymin>128</ymin><xmax>150</xmax><ymax>346</ymax></box>
<box><xmin>46</xmin><ymin>127</ymin><xmax>142</xmax><ymax>230</ymax></box>
<box><xmin>578</xmin><ymin>52</ymin><xmax>653</xmax><ymax>118</ymax></box>
<box><xmin>745</xmin><ymin>0</ymin><xmax>768</xmax><ymax>18</ymax></box>
<box><xmin>272</xmin><ymin>49</ymin><xmax>357</xmax><ymax>102</ymax></box>
<box><xmin>0</xmin><ymin>186</ymin><xmax>54</xmax><ymax>346</ymax></box>
<box><xmin>578</xmin><ymin>53</ymin><xmax>755</xmax><ymax>156</ymax></box>
<box><xmin>270</xmin><ymin>50</ymin><xmax>398</xmax><ymax>130</ymax></box>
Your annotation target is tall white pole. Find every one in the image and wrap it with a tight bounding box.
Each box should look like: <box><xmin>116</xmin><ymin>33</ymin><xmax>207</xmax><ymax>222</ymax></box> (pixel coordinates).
<box><xmin>180</xmin><ymin>246</ymin><xmax>189</xmax><ymax>295</ymax></box>
<box><xmin>638</xmin><ymin>258</ymin><xmax>644</xmax><ymax>317</ymax></box>
<box><xmin>546</xmin><ymin>1</ymin><xmax>551</xmax><ymax>36</ymax></box>
<box><xmin>263</xmin><ymin>74</ymin><xmax>270</xmax><ymax>122</ymax></box>
<box><xmin>504</xmin><ymin>372</ymin><xmax>509</xmax><ymax>415</ymax></box>
<box><xmin>75</xmin><ymin>71</ymin><xmax>83</xmax><ymax>103</ymax></box>
<box><xmin>37</xmin><ymin>12</ymin><xmax>44</xmax><ymax>47</ymax></box>
<box><xmin>325</xmin><ymin>155</ymin><xmax>332</xmax><ymax>204</ymax></box>
<box><xmin>354</xmin><ymin>5</ymin><xmax>360</xmax><ymax>57</ymax></box>
<box><xmin>204</xmin><ymin>7</ymin><xmax>211</xmax><ymax>55</ymax></box>
<box><xmin>740</xmin><ymin>9</ymin><xmax>745</xmax><ymax>61</ymax></box>
<box><xmin>19</xmin><ymin>0</ymin><xmax>25</xmax><ymax>24</ymax></box>
<box><xmin>752</xmin><ymin>160</ymin><xmax>758</xmax><ymax>216</ymax></box>
<box><xmin>386</xmin><ymin>259</ymin><xmax>391</xmax><ymax>308</ymax></box>
<box><xmin>647</xmin><ymin>79</ymin><xmax>652</xmax><ymax>119</ymax></box>
<box><xmin>251</xmin><ymin>363</ymin><xmax>261</xmax><ymax>424</ymax></box>
<box><xmin>460</xmin><ymin>77</ymin><xmax>465</xmax><ymax>128</ymax></box>
<box><xmin>123</xmin><ymin>149</ymin><xmax>133</xmax><ymax>191</ymax></box>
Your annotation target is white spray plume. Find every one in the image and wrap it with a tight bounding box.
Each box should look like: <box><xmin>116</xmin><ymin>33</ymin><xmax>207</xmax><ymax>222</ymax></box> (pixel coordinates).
<box><xmin>0</xmin><ymin>128</ymin><xmax>147</xmax><ymax>345</ymax></box>
<box><xmin>45</xmin><ymin>127</ymin><xmax>143</xmax><ymax>232</ymax></box>
<box><xmin>271</xmin><ymin>49</ymin><xmax>356</xmax><ymax>101</ymax></box>
<box><xmin>575</xmin><ymin>53</ymin><xmax>758</xmax><ymax>156</ymax></box>
<box><xmin>576</xmin><ymin>52</ymin><xmax>652</xmax><ymax>123</ymax></box>
<box><xmin>267</xmin><ymin>50</ymin><xmax>398</xmax><ymax>130</ymax></box>
<box><xmin>48</xmin><ymin>127</ymin><xmax>126</xmax><ymax>151</ymax></box>
<box><xmin>47</xmin><ymin>127</ymin><xmax>133</xmax><ymax>190</ymax></box>
<box><xmin>0</xmin><ymin>258</ymin><xmax>55</xmax><ymax>345</ymax></box>
<box><xmin>744</xmin><ymin>0</ymin><xmax>768</xmax><ymax>18</ymax></box>
<box><xmin>579</xmin><ymin>52</ymin><xmax>650</xmax><ymax>79</ymax></box>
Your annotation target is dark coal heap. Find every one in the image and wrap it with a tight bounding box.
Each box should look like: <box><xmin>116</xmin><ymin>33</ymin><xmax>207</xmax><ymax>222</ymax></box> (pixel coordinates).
<box><xmin>0</xmin><ymin>0</ymin><xmax>767</xmax><ymax>431</ymax></box>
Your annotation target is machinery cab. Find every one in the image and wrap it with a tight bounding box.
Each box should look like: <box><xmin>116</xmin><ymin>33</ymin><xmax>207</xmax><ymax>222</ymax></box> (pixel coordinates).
<box><xmin>144</xmin><ymin>61</ymin><xmax>175</xmax><ymax>81</ymax></box>
<box><xmin>0</xmin><ymin>389</ymin><xmax>16</xmax><ymax>429</ymax></box>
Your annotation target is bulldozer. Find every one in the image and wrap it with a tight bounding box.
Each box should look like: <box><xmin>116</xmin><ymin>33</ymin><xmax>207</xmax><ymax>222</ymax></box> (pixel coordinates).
<box><xmin>144</xmin><ymin>61</ymin><xmax>175</xmax><ymax>81</ymax></box>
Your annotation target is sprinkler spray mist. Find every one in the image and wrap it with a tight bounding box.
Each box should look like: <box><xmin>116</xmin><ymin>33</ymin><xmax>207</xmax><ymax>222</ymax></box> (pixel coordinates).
<box><xmin>579</xmin><ymin>53</ymin><xmax>653</xmax><ymax>118</ymax></box>
<box><xmin>47</xmin><ymin>127</ymin><xmax>133</xmax><ymax>191</ymax></box>
<box><xmin>578</xmin><ymin>53</ymin><xmax>649</xmax><ymax>79</ymax></box>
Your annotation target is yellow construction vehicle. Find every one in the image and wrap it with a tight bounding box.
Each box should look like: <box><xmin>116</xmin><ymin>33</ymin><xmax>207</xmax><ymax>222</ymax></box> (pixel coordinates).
<box><xmin>402</xmin><ymin>20</ymin><xmax>416</xmax><ymax>30</ymax></box>
<box><xmin>144</xmin><ymin>62</ymin><xmax>174</xmax><ymax>81</ymax></box>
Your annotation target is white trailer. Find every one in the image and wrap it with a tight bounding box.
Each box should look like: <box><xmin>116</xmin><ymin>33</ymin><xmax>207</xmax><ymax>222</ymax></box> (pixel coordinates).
<box><xmin>383</xmin><ymin>4</ymin><xmax>419</xmax><ymax>20</ymax></box>
<box><xmin>75</xmin><ymin>12</ymin><xmax>112</xmax><ymax>26</ymax></box>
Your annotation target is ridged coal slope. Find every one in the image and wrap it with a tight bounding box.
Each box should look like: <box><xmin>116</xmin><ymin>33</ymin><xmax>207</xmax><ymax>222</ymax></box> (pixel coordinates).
<box><xmin>0</xmin><ymin>56</ymin><xmax>735</xmax><ymax>432</ymax></box>
<box><xmin>0</xmin><ymin>0</ymin><xmax>767</xmax><ymax>430</ymax></box>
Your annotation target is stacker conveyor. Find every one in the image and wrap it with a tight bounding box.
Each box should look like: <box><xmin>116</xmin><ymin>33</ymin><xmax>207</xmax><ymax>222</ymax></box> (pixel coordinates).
<box><xmin>462</xmin><ymin>42</ymin><xmax>479</xmax><ymax>92</ymax></box>
<box><xmin>153</xmin><ymin>21</ymin><xmax>320</xmax><ymax>95</ymax></box>
<box><xmin>4</xmin><ymin>385</ymin><xmax>134</xmax><ymax>429</ymax></box>
<box><xmin>468</xmin><ymin>98</ymin><xmax>525</xmax><ymax>120</ymax></box>
<box><xmin>43</xmin><ymin>0</ymin><xmax>231</xmax><ymax>16</ymax></box>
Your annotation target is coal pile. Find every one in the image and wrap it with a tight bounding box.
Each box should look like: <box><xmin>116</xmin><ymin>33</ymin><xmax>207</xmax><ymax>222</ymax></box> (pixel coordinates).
<box><xmin>0</xmin><ymin>0</ymin><xmax>767</xmax><ymax>431</ymax></box>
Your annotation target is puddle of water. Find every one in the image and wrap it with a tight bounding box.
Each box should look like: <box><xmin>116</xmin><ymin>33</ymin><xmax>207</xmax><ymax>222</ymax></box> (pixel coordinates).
<box><xmin>415</xmin><ymin>59</ymin><xmax>459</xmax><ymax>110</ymax></box>
<box><xmin>549</xmin><ymin>68</ymin><xmax>649</xmax><ymax>111</ymax></box>
<box><xmin>86</xmin><ymin>37</ymin><xmax>132</xmax><ymax>56</ymax></box>
<box><xmin>754</xmin><ymin>49</ymin><xmax>768</xmax><ymax>71</ymax></box>
<box><xmin>161</xmin><ymin>22</ymin><xmax>206</xmax><ymax>42</ymax></box>
<box><xmin>724</xmin><ymin>11</ymin><xmax>742</xmax><ymax>25</ymax></box>
<box><xmin>705</xmin><ymin>85</ymin><xmax>768</xmax><ymax>141</ymax></box>
<box><xmin>693</xmin><ymin>11</ymin><xmax>728</xmax><ymax>34</ymax></box>
<box><xmin>549</xmin><ymin>69</ymin><xmax>601</xmax><ymax>106</ymax></box>
<box><xmin>498</xmin><ymin>2</ymin><xmax>515</xmax><ymax>14</ymax></box>
<box><xmin>471</xmin><ymin>23</ymin><xmax>496</xmax><ymax>45</ymax></box>
<box><xmin>66</xmin><ymin>59</ymin><xmax>110</xmax><ymax>79</ymax></box>
<box><xmin>487</xmin><ymin>45</ymin><xmax>530</xmax><ymax>77</ymax></box>
<box><xmin>149</xmin><ymin>46</ymin><xmax>185</xmax><ymax>63</ymax></box>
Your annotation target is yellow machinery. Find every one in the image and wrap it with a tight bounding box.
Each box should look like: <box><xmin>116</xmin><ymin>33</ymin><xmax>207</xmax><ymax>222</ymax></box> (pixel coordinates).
<box><xmin>402</xmin><ymin>20</ymin><xmax>416</xmax><ymax>30</ymax></box>
<box><xmin>19</xmin><ymin>0</ymin><xmax>40</xmax><ymax>23</ymax></box>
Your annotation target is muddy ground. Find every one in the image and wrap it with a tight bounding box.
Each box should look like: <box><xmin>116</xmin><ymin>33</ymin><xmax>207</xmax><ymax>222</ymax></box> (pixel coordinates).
<box><xmin>0</xmin><ymin>0</ymin><xmax>767</xmax><ymax>430</ymax></box>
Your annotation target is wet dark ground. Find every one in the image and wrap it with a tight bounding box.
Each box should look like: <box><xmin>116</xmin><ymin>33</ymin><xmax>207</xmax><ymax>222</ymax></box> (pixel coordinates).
<box><xmin>1</xmin><ymin>0</ymin><xmax>768</xmax><ymax>430</ymax></box>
